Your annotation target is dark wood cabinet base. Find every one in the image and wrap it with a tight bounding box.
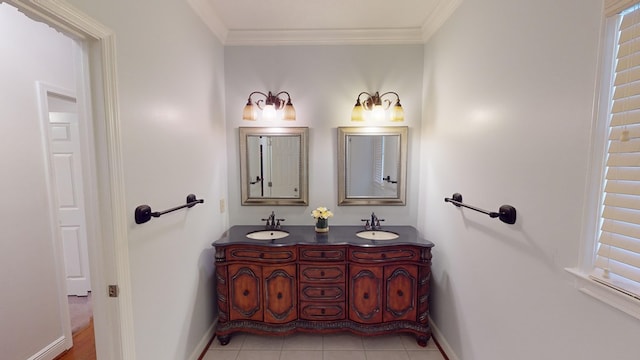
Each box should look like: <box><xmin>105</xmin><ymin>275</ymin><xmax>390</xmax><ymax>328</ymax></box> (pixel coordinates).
<box><xmin>215</xmin><ymin>319</ymin><xmax>431</xmax><ymax>346</ymax></box>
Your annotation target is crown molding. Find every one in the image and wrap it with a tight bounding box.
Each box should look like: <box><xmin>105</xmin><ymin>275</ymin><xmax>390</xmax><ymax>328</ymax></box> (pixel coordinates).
<box><xmin>422</xmin><ymin>0</ymin><xmax>463</xmax><ymax>41</ymax></box>
<box><xmin>225</xmin><ymin>28</ymin><xmax>425</xmax><ymax>46</ymax></box>
<box><xmin>187</xmin><ymin>0</ymin><xmax>464</xmax><ymax>46</ymax></box>
<box><xmin>186</xmin><ymin>0</ymin><xmax>228</xmax><ymax>43</ymax></box>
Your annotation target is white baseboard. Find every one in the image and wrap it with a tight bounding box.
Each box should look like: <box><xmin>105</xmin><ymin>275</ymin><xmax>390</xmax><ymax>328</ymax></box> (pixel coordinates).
<box><xmin>430</xmin><ymin>315</ymin><xmax>460</xmax><ymax>360</ymax></box>
<box><xmin>27</xmin><ymin>336</ymin><xmax>68</xmax><ymax>360</ymax></box>
<box><xmin>189</xmin><ymin>317</ymin><xmax>218</xmax><ymax>360</ymax></box>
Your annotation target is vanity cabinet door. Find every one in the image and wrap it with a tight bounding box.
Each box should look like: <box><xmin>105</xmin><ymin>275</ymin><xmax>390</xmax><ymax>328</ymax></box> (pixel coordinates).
<box><xmin>349</xmin><ymin>265</ymin><xmax>383</xmax><ymax>323</ymax></box>
<box><xmin>383</xmin><ymin>264</ymin><xmax>417</xmax><ymax>322</ymax></box>
<box><xmin>263</xmin><ymin>264</ymin><xmax>297</xmax><ymax>323</ymax></box>
<box><xmin>229</xmin><ymin>264</ymin><xmax>262</xmax><ymax>321</ymax></box>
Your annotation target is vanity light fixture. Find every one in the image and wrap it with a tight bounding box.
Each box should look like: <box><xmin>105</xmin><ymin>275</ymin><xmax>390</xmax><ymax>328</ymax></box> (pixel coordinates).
<box><xmin>243</xmin><ymin>91</ymin><xmax>296</xmax><ymax>121</ymax></box>
<box><xmin>351</xmin><ymin>91</ymin><xmax>404</xmax><ymax>122</ymax></box>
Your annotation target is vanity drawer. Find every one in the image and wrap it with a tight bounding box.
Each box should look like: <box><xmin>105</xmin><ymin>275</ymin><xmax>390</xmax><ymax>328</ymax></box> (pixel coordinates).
<box><xmin>227</xmin><ymin>246</ymin><xmax>297</xmax><ymax>262</ymax></box>
<box><xmin>349</xmin><ymin>247</ymin><xmax>419</xmax><ymax>263</ymax></box>
<box><xmin>300</xmin><ymin>264</ymin><xmax>345</xmax><ymax>283</ymax></box>
<box><xmin>299</xmin><ymin>246</ymin><xmax>346</xmax><ymax>262</ymax></box>
<box><xmin>300</xmin><ymin>301</ymin><xmax>345</xmax><ymax>321</ymax></box>
<box><xmin>300</xmin><ymin>284</ymin><xmax>345</xmax><ymax>302</ymax></box>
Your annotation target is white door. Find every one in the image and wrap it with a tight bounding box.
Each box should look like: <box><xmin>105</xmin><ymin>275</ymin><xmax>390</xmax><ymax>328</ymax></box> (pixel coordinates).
<box><xmin>47</xmin><ymin>111</ymin><xmax>91</xmax><ymax>296</ymax></box>
<box><xmin>269</xmin><ymin>136</ymin><xmax>300</xmax><ymax>197</ymax></box>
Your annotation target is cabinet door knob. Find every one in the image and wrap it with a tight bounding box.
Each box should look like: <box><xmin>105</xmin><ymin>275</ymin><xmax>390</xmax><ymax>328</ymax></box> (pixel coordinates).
<box><xmin>397</xmin><ymin>290</ymin><xmax>404</xmax><ymax>297</ymax></box>
<box><xmin>363</xmin><ymin>292</ymin><xmax>369</xmax><ymax>300</ymax></box>
<box><xmin>277</xmin><ymin>292</ymin><xmax>283</xmax><ymax>299</ymax></box>
<box><xmin>243</xmin><ymin>290</ymin><xmax>249</xmax><ymax>296</ymax></box>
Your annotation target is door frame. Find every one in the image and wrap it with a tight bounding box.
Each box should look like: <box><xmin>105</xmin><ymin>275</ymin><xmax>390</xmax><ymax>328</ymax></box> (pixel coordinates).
<box><xmin>4</xmin><ymin>0</ymin><xmax>134</xmax><ymax>359</ymax></box>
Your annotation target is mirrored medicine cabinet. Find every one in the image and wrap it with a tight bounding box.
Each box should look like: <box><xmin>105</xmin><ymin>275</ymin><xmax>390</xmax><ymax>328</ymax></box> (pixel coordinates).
<box><xmin>239</xmin><ymin>127</ymin><xmax>309</xmax><ymax>206</ymax></box>
<box><xmin>338</xmin><ymin>126</ymin><xmax>408</xmax><ymax>206</ymax></box>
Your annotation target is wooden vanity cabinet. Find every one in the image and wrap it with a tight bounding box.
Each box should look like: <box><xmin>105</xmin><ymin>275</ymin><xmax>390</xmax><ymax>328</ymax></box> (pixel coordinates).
<box><xmin>215</xmin><ymin>240</ymin><xmax>431</xmax><ymax>347</ymax></box>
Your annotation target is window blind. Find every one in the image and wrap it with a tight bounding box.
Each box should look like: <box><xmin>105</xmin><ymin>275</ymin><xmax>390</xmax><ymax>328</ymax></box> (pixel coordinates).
<box><xmin>607</xmin><ymin>0</ymin><xmax>640</xmax><ymax>17</ymax></box>
<box><xmin>592</xmin><ymin>4</ymin><xmax>640</xmax><ymax>299</ymax></box>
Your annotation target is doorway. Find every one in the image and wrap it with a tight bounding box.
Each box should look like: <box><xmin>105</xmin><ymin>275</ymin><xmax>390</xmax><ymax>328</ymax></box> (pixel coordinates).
<box><xmin>1</xmin><ymin>0</ymin><xmax>132</xmax><ymax>359</ymax></box>
<box><xmin>38</xmin><ymin>85</ymin><xmax>94</xmax><ymax>338</ymax></box>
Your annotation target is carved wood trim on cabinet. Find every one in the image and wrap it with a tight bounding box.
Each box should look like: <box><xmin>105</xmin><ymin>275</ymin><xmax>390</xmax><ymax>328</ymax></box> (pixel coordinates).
<box><xmin>264</xmin><ymin>265</ymin><xmax>297</xmax><ymax>323</ymax></box>
<box><xmin>229</xmin><ymin>264</ymin><xmax>262</xmax><ymax>321</ymax></box>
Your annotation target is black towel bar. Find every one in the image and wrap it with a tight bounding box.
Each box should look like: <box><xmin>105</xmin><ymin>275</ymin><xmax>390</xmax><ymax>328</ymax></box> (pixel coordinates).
<box><xmin>444</xmin><ymin>193</ymin><xmax>516</xmax><ymax>225</ymax></box>
<box><xmin>135</xmin><ymin>194</ymin><xmax>204</xmax><ymax>224</ymax></box>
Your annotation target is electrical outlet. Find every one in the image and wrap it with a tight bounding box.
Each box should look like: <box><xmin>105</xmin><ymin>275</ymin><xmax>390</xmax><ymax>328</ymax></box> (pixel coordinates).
<box><xmin>219</xmin><ymin>199</ymin><xmax>225</xmax><ymax>213</ymax></box>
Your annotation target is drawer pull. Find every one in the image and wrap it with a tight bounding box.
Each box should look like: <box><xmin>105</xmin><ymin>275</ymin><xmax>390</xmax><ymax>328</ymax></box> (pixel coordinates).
<box><xmin>363</xmin><ymin>292</ymin><xmax>369</xmax><ymax>300</ymax></box>
<box><xmin>320</xmin><ymin>290</ymin><xmax>325</xmax><ymax>296</ymax></box>
<box><xmin>381</xmin><ymin>253</ymin><xmax>387</xmax><ymax>259</ymax></box>
<box><xmin>320</xmin><ymin>271</ymin><xmax>325</xmax><ymax>277</ymax></box>
<box><xmin>397</xmin><ymin>290</ymin><xmax>404</xmax><ymax>297</ymax></box>
<box><xmin>321</xmin><ymin>309</ymin><xmax>326</xmax><ymax>314</ymax></box>
<box><xmin>321</xmin><ymin>252</ymin><xmax>326</xmax><ymax>258</ymax></box>
<box><xmin>243</xmin><ymin>290</ymin><xmax>249</xmax><ymax>296</ymax></box>
<box><xmin>277</xmin><ymin>292</ymin><xmax>283</xmax><ymax>299</ymax></box>
<box><xmin>259</xmin><ymin>253</ymin><xmax>264</xmax><ymax>258</ymax></box>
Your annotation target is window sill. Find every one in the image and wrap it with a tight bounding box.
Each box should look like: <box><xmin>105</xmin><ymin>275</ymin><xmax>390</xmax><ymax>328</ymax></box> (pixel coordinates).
<box><xmin>565</xmin><ymin>267</ymin><xmax>640</xmax><ymax>321</ymax></box>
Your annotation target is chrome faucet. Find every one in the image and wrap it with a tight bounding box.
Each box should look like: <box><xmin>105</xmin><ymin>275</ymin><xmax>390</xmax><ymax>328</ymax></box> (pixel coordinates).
<box><xmin>362</xmin><ymin>212</ymin><xmax>384</xmax><ymax>230</ymax></box>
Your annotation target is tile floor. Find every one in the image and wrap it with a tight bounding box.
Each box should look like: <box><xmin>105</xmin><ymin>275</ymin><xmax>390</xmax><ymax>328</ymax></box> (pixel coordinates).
<box><xmin>203</xmin><ymin>332</ymin><xmax>446</xmax><ymax>360</ymax></box>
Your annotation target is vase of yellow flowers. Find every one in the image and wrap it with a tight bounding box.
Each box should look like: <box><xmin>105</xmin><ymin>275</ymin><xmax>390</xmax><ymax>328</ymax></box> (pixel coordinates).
<box><xmin>312</xmin><ymin>206</ymin><xmax>333</xmax><ymax>233</ymax></box>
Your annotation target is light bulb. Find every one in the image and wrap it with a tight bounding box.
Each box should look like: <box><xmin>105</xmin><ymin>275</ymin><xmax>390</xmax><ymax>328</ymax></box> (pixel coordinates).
<box><xmin>262</xmin><ymin>104</ymin><xmax>277</xmax><ymax>121</ymax></box>
<box><xmin>372</xmin><ymin>104</ymin><xmax>385</xmax><ymax>121</ymax></box>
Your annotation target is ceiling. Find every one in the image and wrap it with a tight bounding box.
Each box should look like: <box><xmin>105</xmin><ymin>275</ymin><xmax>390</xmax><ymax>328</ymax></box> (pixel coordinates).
<box><xmin>187</xmin><ymin>0</ymin><xmax>463</xmax><ymax>45</ymax></box>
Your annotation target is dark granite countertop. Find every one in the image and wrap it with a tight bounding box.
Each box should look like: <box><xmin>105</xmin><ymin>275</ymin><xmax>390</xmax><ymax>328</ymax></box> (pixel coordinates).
<box><xmin>213</xmin><ymin>225</ymin><xmax>434</xmax><ymax>248</ymax></box>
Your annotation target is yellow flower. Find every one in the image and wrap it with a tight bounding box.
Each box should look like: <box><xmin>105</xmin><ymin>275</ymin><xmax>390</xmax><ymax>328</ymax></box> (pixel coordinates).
<box><xmin>312</xmin><ymin>206</ymin><xmax>334</xmax><ymax>219</ymax></box>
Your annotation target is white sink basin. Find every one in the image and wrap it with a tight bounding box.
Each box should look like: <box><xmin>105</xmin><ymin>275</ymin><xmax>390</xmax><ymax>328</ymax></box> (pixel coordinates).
<box><xmin>356</xmin><ymin>230</ymin><xmax>399</xmax><ymax>241</ymax></box>
<box><xmin>246</xmin><ymin>230</ymin><xmax>290</xmax><ymax>240</ymax></box>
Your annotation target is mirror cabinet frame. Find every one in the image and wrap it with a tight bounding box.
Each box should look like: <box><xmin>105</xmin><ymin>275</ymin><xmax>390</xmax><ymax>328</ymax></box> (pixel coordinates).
<box><xmin>338</xmin><ymin>126</ymin><xmax>408</xmax><ymax>206</ymax></box>
<box><xmin>239</xmin><ymin>127</ymin><xmax>309</xmax><ymax>206</ymax></box>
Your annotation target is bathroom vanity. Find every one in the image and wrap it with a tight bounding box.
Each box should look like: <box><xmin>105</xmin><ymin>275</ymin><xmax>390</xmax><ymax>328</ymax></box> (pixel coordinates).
<box><xmin>213</xmin><ymin>225</ymin><xmax>434</xmax><ymax>346</ymax></box>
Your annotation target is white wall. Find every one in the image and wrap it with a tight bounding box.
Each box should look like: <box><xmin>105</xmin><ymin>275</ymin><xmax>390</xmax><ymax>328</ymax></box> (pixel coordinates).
<box><xmin>65</xmin><ymin>0</ymin><xmax>228</xmax><ymax>358</ymax></box>
<box><xmin>224</xmin><ymin>45</ymin><xmax>424</xmax><ymax>226</ymax></box>
<box><xmin>420</xmin><ymin>0</ymin><xmax>640</xmax><ymax>359</ymax></box>
<box><xmin>0</xmin><ymin>4</ymin><xmax>76</xmax><ymax>359</ymax></box>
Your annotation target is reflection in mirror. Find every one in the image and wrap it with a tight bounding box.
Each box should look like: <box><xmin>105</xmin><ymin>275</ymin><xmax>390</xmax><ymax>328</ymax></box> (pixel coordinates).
<box><xmin>338</xmin><ymin>127</ymin><xmax>407</xmax><ymax>205</ymax></box>
<box><xmin>240</xmin><ymin>127</ymin><xmax>308</xmax><ymax>205</ymax></box>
